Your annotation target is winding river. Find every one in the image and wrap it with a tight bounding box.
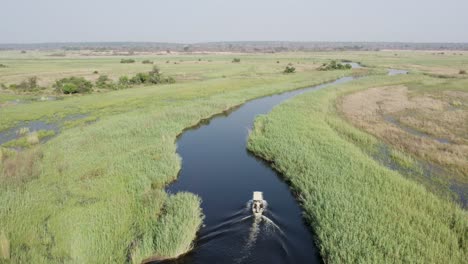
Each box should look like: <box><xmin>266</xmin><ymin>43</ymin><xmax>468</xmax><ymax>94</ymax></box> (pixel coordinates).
<box><xmin>159</xmin><ymin>67</ymin><xmax>407</xmax><ymax>264</ymax></box>
<box><xmin>159</xmin><ymin>76</ymin><xmax>357</xmax><ymax>264</ymax></box>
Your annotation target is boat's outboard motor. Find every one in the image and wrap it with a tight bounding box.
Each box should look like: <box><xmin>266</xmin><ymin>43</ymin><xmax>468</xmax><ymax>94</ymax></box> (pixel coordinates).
<box><xmin>252</xmin><ymin>191</ymin><xmax>266</xmax><ymax>216</ymax></box>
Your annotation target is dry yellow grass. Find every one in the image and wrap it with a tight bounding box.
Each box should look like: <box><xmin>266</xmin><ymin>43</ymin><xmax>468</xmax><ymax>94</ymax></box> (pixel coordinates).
<box><xmin>0</xmin><ymin>231</ymin><xmax>9</xmax><ymax>260</ymax></box>
<box><xmin>26</xmin><ymin>132</ymin><xmax>40</xmax><ymax>145</ymax></box>
<box><xmin>340</xmin><ymin>85</ymin><xmax>468</xmax><ymax>182</ymax></box>
<box><xmin>0</xmin><ymin>148</ymin><xmax>42</xmax><ymax>185</ymax></box>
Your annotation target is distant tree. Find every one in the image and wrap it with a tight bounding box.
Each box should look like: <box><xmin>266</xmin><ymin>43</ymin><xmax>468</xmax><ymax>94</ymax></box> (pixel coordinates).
<box><xmin>183</xmin><ymin>46</ymin><xmax>190</xmax><ymax>52</ymax></box>
<box><xmin>62</xmin><ymin>83</ymin><xmax>78</xmax><ymax>94</ymax></box>
<box><xmin>95</xmin><ymin>75</ymin><xmax>115</xmax><ymax>89</ymax></box>
<box><xmin>21</xmin><ymin>50</ymin><xmax>27</xmax><ymax>54</ymax></box>
<box><xmin>14</xmin><ymin>76</ymin><xmax>39</xmax><ymax>91</ymax></box>
<box><xmin>54</xmin><ymin>77</ymin><xmax>93</xmax><ymax>94</ymax></box>
<box><xmin>118</xmin><ymin>76</ymin><xmax>130</xmax><ymax>87</ymax></box>
<box><xmin>150</xmin><ymin>65</ymin><xmax>160</xmax><ymax>75</ymax></box>
<box><xmin>26</xmin><ymin>76</ymin><xmax>38</xmax><ymax>88</ymax></box>
<box><xmin>124</xmin><ymin>65</ymin><xmax>175</xmax><ymax>86</ymax></box>
<box><xmin>165</xmin><ymin>76</ymin><xmax>176</xmax><ymax>84</ymax></box>
<box><xmin>318</xmin><ymin>60</ymin><xmax>352</xmax><ymax>71</ymax></box>
<box><xmin>284</xmin><ymin>65</ymin><xmax>296</xmax><ymax>73</ymax></box>
<box><xmin>120</xmin><ymin>58</ymin><xmax>136</xmax><ymax>63</ymax></box>
<box><xmin>459</xmin><ymin>69</ymin><xmax>467</xmax><ymax>74</ymax></box>
<box><xmin>232</xmin><ymin>58</ymin><xmax>241</xmax><ymax>63</ymax></box>
<box><xmin>0</xmin><ymin>64</ymin><xmax>7</xmax><ymax>68</ymax></box>
<box><xmin>142</xmin><ymin>60</ymin><xmax>154</xmax><ymax>64</ymax></box>
<box><xmin>93</xmin><ymin>70</ymin><xmax>99</xmax><ymax>74</ymax></box>
<box><xmin>130</xmin><ymin>73</ymin><xmax>149</xmax><ymax>85</ymax></box>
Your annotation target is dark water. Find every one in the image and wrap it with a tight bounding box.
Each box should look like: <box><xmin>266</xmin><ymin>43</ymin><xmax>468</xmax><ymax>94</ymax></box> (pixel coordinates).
<box><xmin>161</xmin><ymin>76</ymin><xmax>356</xmax><ymax>264</ymax></box>
<box><xmin>0</xmin><ymin>120</ymin><xmax>59</xmax><ymax>145</ymax></box>
<box><xmin>374</xmin><ymin>142</ymin><xmax>467</xmax><ymax>207</ymax></box>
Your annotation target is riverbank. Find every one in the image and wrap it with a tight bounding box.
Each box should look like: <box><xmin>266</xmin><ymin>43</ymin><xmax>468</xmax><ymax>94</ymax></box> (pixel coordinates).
<box><xmin>247</xmin><ymin>73</ymin><xmax>468</xmax><ymax>263</ymax></box>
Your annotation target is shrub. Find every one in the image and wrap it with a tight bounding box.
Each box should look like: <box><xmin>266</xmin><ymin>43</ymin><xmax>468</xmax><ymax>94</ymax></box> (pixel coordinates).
<box><xmin>62</xmin><ymin>83</ymin><xmax>78</xmax><ymax>94</ymax></box>
<box><xmin>318</xmin><ymin>60</ymin><xmax>352</xmax><ymax>71</ymax></box>
<box><xmin>11</xmin><ymin>76</ymin><xmax>39</xmax><ymax>91</ymax></box>
<box><xmin>130</xmin><ymin>73</ymin><xmax>149</xmax><ymax>85</ymax></box>
<box><xmin>96</xmin><ymin>75</ymin><xmax>109</xmax><ymax>85</ymax></box>
<box><xmin>120</xmin><ymin>58</ymin><xmax>135</xmax><ymax>63</ymax></box>
<box><xmin>118</xmin><ymin>76</ymin><xmax>130</xmax><ymax>87</ymax></box>
<box><xmin>0</xmin><ymin>64</ymin><xmax>7</xmax><ymax>68</ymax></box>
<box><xmin>126</xmin><ymin>65</ymin><xmax>175</xmax><ymax>86</ymax></box>
<box><xmin>20</xmin><ymin>50</ymin><xmax>26</xmax><ymax>54</ymax></box>
<box><xmin>95</xmin><ymin>75</ymin><xmax>115</xmax><ymax>89</ymax></box>
<box><xmin>459</xmin><ymin>69</ymin><xmax>466</xmax><ymax>74</ymax></box>
<box><xmin>150</xmin><ymin>65</ymin><xmax>160</xmax><ymax>75</ymax></box>
<box><xmin>284</xmin><ymin>65</ymin><xmax>296</xmax><ymax>73</ymax></box>
<box><xmin>93</xmin><ymin>70</ymin><xmax>99</xmax><ymax>74</ymax></box>
<box><xmin>232</xmin><ymin>58</ymin><xmax>241</xmax><ymax>63</ymax></box>
<box><xmin>148</xmin><ymin>73</ymin><xmax>161</xmax><ymax>84</ymax></box>
<box><xmin>54</xmin><ymin>76</ymin><xmax>93</xmax><ymax>94</ymax></box>
<box><xmin>165</xmin><ymin>76</ymin><xmax>176</xmax><ymax>84</ymax></box>
<box><xmin>142</xmin><ymin>60</ymin><xmax>154</xmax><ymax>64</ymax></box>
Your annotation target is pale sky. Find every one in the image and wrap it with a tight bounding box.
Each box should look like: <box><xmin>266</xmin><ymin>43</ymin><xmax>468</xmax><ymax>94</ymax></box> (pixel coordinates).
<box><xmin>1</xmin><ymin>0</ymin><xmax>467</xmax><ymax>43</ymax></box>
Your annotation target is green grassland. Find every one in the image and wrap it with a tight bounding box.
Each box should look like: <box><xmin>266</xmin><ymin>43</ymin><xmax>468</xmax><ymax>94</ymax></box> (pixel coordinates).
<box><xmin>0</xmin><ymin>51</ymin><xmax>352</xmax><ymax>263</ymax></box>
<box><xmin>1</xmin><ymin>50</ymin><xmax>467</xmax><ymax>263</ymax></box>
<box><xmin>247</xmin><ymin>73</ymin><xmax>468</xmax><ymax>263</ymax></box>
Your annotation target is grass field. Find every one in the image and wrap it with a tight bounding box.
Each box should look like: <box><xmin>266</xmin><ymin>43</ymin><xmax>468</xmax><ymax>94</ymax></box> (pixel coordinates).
<box><xmin>248</xmin><ymin>73</ymin><xmax>468</xmax><ymax>263</ymax></box>
<box><xmin>0</xmin><ymin>51</ymin><xmax>351</xmax><ymax>263</ymax></box>
<box><xmin>0</xmin><ymin>50</ymin><xmax>467</xmax><ymax>263</ymax></box>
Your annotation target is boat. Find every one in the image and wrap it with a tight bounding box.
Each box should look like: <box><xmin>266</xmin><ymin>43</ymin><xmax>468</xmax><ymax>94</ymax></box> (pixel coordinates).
<box><xmin>252</xmin><ymin>191</ymin><xmax>266</xmax><ymax>216</ymax></box>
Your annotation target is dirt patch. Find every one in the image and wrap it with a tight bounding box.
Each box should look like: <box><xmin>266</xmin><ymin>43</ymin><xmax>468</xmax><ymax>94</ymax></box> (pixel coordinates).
<box><xmin>340</xmin><ymin>85</ymin><xmax>468</xmax><ymax>183</ymax></box>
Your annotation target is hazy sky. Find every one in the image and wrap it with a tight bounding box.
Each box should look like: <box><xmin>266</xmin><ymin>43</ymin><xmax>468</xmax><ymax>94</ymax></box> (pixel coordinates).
<box><xmin>1</xmin><ymin>0</ymin><xmax>467</xmax><ymax>43</ymax></box>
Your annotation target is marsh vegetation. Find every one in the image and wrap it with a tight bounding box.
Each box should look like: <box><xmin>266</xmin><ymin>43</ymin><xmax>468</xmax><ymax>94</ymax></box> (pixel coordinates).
<box><xmin>318</xmin><ymin>60</ymin><xmax>352</xmax><ymax>70</ymax></box>
<box><xmin>0</xmin><ymin>50</ymin><xmax>467</xmax><ymax>263</ymax></box>
<box><xmin>248</xmin><ymin>74</ymin><xmax>467</xmax><ymax>263</ymax></box>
